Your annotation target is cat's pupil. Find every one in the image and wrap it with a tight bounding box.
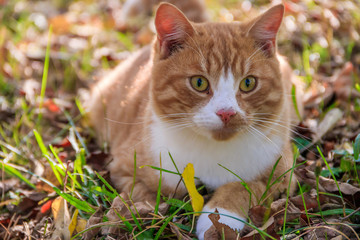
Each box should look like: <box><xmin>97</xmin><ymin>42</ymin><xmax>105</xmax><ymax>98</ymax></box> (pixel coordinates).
<box><xmin>245</xmin><ymin>78</ymin><xmax>250</xmax><ymax>87</ymax></box>
<box><xmin>197</xmin><ymin>78</ymin><xmax>202</xmax><ymax>87</ymax></box>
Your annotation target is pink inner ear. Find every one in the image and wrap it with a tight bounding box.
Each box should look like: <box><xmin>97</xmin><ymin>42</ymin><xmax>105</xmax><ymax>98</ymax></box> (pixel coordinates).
<box><xmin>248</xmin><ymin>4</ymin><xmax>284</xmax><ymax>51</ymax></box>
<box><xmin>155</xmin><ymin>3</ymin><xmax>194</xmax><ymax>51</ymax></box>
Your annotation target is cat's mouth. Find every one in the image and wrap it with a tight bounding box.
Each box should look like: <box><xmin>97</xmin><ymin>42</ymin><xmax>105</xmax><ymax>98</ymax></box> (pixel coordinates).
<box><xmin>210</xmin><ymin>126</ymin><xmax>244</xmax><ymax>141</ymax></box>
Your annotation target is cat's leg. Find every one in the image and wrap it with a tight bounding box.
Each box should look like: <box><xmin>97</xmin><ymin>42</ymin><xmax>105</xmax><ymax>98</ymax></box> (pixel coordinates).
<box><xmin>196</xmin><ymin>176</ymin><xmax>296</xmax><ymax>239</ymax></box>
<box><xmin>196</xmin><ymin>181</ymin><xmax>265</xmax><ymax>239</ymax></box>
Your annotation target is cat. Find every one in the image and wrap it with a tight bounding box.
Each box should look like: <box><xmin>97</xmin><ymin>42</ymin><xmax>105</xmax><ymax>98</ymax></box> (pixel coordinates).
<box><xmin>88</xmin><ymin>3</ymin><xmax>302</xmax><ymax>239</ymax></box>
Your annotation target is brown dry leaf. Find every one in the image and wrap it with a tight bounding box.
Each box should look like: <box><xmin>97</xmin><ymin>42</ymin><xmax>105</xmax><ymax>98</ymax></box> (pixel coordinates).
<box><xmin>242</xmin><ymin>200</ymin><xmax>303</xmax><ymax>240</ymax></box>
<box><xmin>86</xmin><ymin>151</ymin><xmax>111</xmax><ymax>172</ymax></box>
<box><xmin>102</xmin><ymin>193</ymin><xmax>168</xmax><ymax>235</ymax></box>
<box><xmin>83</xmin><ymin>206</ymin><xmax>104</xmax><ymax>240</ymax></box>
<box><xmin>331</xmin><ymin>236</ymin><xmax>343</xmax><ymax>240</ymax></box>
<box><xmin>273</xmin><ymin>202</ymin><xmax>301</xmax><ymax>226</ymax></box>
<box><xmin>204</xmin><ymin>208</ymin><xmax>239</xmax><ymax>240</ymax></box>
<box><xmin>290</xmin><ymin>193</ymin><xmax>320</xmax><ymax>211</ymax></box>
<box><xmin>204</xmin><ymin>225</ymin><xmax>219</xmax><ymax>240</ymax></box>
<box><xmin>101</xmin><ymin>194</ymin><xmax>128</xmax><ymax>235</ymax></box>
<box><xmin>296</xmin><ymin>168</ymin><xmax>360</xmax><ymax>207</ymax></box>
<box><xmin>248</xmin><ymin>205</ymin><xmax>268</xmax><ymax>227</ymax></box>
<box><xmin>313</xmin><ymin>108</ymin><xmax>343</xmax><ymax>143</ymax></box>
<box><xmin>36</xmin><ymin>163</ymin><xmax>61</xmax><ymax>193</ymax></box>
<box><xmin>240</xmin><ymin>216</ymin><xmax>278</xmax><ymax>240</ymax></box>
<box><xmin>51</xmin><ymin>196</ymin><xmax>70</xmax><ymax>240</ymax></box>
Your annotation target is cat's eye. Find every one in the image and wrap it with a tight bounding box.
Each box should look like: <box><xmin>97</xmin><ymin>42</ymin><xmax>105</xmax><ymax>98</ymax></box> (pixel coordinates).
<box><xmin>240</xmin><ymin>76</ymin><xmax>257</xmax><ymax>92</ymax></box>
<box><xmin>190</xmin><ymin>76</ymin><xmax>209</xmax><ymax>92</ymax></box>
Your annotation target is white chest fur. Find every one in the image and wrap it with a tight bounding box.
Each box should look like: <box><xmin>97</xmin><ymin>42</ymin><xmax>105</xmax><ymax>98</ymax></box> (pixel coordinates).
<box><xmin>149</xmin><ymin>118</ymin><xmax>285</xmax><ymax>190</ymax></box>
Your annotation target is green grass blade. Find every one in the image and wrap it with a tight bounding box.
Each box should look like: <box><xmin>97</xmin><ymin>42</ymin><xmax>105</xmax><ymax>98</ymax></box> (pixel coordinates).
<box><xmin>151</xmin><ymin>154</ymin><xmax>162</xmax><ymax>236</ymax></box>
<box><xmin>140</xmin><ymin>165</ymin><xmax>182</xmax><ymax>176</ymax></box>
<box><xmin>282</xmin><ymin>147</ymin><xmax>298</xmax><ymax>237</ymax></box>
<box><xmin>44</xmin><ymin>155</ymin><xmax>63</xmax><ymax>186</ymax></box>
<box><xmin>33</xmin><ymin>129</ymin><xmax>49</xmax><ymax>156</ymax></box>
<box><xmin>317</xmin><ymin>146</ymin><xmax>344</xmax><ymax>202</ymax></box>
<box><xmin>75</xmin><ymin>98</ymin><xmax>86</xmax><ymax>116</ymax></box>
<box><xmin>355</xmin><ymin>83</ymin><xmax>360</xmax><ymax>93</ymax></box>
<box><xmin>95</xmin><ymin>172</ymin><xmax>142</xmax><ymax>231</ymax></box>
<box><xmin>292</xmin><ymin>84</ymin><xmax>302</xmax><ymax>121</ymax></box>
<box><xmin>64</xmin><ymin>111</ymin><xmax>89</xmax><ymax>155</ymax></box>
<box><xmin>218</xmin><ymin>163</ymin><xmax>256</xmax><ymax>204</ymax></box>
<box><xmin>130</xmin><ymin>151</ymin><xmax>136</xmax><ymax>199</ymax></box>
<box><xmin>53</xmin><ymin>187</ymin><xmax>95</xmax><ymax>213</ymax></box>
<box><xmin>297</xmin><ymin>181</ymin><xmax>310</xmax><ymax>224</ymax></box>
<box><xmin>0</xmin><ymin>161</ymin><xmax>36</xmax><ymax>189</ymax></box>
<box><xmin>354</xmin><ymin>133</ymin><xmax>360</xmax><ymax>160</ymax></box>
<box><xmin>74</xmin><ymin>149</ymin><xmax>85</xmax><ymax>182</ymax></box>
<box><xmin>166</xmin><ymin>198</ymin><xmax>193</xmax><ymax>212</ymax></box>
<box><xmin>260</xmin><ymin>156</ymin><xmax>281</xmax><ymax>203</ymax></box>
<box><xmin>311</xmin><ymin>208</ymin><xmax>360</xmax><ymax>217</ymax></box>
<box><xmin>37</xmin><ymin>25</ymin><xmax>52</xmax><ymax>126</ymax></box>
<box><xmin>49</xmin><ymin>144</ymin><xmax>66</xmax><ymax>169</ymax></box>
<box><xmin>154</xmin><ymin>201</ymin><xmax>190</xmax><ymax>240</ymax></box>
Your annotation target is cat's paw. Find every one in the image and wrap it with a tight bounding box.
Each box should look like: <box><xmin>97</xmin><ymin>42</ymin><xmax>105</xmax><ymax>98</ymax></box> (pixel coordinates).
<box><xmin>196</xmin><ymin>206</ymin><xmax>246</xmax><ymax>240</ymax></box>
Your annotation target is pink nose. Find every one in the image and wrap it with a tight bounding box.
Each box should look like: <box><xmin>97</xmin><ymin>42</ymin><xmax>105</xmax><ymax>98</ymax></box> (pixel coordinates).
<box><xmin>216</xmin><ymin>108</ymin><xmax>236</xmax><ymax>124</ymax></box>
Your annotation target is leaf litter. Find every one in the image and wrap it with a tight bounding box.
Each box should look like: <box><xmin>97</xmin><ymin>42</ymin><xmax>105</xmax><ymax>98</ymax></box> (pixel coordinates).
<box><xmin>0</xmin><ymin>0</ymin><xmax>360</xmax><ymax>239</ymax></box>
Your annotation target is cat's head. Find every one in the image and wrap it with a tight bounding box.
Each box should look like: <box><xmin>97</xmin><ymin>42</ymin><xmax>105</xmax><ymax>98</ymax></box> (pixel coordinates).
<box><xmin>150</xmin><ymin>3</ymin><xmax>286</xmax><ymax>141</ymax></box>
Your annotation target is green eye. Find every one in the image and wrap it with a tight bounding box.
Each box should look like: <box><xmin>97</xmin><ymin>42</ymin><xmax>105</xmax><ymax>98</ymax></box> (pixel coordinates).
<box><xmin>240</xmin><ymin>76</ymin><xmax>256</xmax><ymax>92</ymax></box>
<box><xmin>190</xmin><ymin>76</ymin><xmax>209</xmax><ymax>92</ymax></box>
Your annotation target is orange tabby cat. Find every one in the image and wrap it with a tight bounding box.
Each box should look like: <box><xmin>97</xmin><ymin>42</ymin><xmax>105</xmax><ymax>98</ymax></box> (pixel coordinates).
<box><xmin>88</xmin><ymin>3</ymin><xmax>301</xmax><ymax>238</ymax></box>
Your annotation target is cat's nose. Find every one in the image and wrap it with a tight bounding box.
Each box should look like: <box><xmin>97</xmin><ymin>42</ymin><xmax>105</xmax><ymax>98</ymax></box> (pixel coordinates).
<box><xmin>216</xmin><ymin>108</ymin><xmax>236</xmax><ymax>124</ymax></box>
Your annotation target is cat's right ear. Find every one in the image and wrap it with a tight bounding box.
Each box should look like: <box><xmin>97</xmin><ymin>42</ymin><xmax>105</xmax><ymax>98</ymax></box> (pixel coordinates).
<box><xmin>155</xmin><ymin>3</ymin><xmax>195</xmax><ymax>59</ymax></box>
<box><xmin>246</xmin><ymin>4</ymin><xmax>284</xmax><ymax>57</ymax></box>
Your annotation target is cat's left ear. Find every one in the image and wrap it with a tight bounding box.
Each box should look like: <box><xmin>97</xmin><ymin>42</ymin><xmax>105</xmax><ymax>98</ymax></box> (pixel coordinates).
<box><xmin>155</xmin><ymin>3</ymin><xmax>195</xmax><ymax>59</ymax></box>
<box><xmin>246</xmin><ymin>4</ymin><xmax>284</xmax><ymax>56</ymax></box>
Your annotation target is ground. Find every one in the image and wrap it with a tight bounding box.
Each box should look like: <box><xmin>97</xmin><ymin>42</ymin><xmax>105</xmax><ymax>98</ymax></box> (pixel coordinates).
<box><xmin>0</xmin><ymin>0</ymin><xmax>360</xmax><ymax>239</ymax></box>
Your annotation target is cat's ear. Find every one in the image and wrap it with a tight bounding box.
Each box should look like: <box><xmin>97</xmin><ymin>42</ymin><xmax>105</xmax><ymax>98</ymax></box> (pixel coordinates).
<box><xmin>155</xmin><ymin>3</ymin><xmax>195</xmax><ymax>59</ymax></box>
<box><xmin>246</xmin><ymin>4</ymin><xmax>284</xmax><ymax>56</ymax></box>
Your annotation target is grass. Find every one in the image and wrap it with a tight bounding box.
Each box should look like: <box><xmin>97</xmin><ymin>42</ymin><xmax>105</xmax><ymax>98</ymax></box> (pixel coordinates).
<box><xmin>1</xmin><ymin>0</ymin><xmax>360</xmax><ymax>239</ymax></box>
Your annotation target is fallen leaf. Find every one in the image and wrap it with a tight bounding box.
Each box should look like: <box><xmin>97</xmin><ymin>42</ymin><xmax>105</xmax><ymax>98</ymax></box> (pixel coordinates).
<box><xmin>75</xmin><ymin>218</ymin><xmax>87</xmax><ymax>234</ymax></box>
<box><xmin>313</xmin><ymin>108</ymin><xmax>343</xmax><ymax>143</ymax></box>
<box><xmin>248</xmin><ymin>205</ymin><xmax>269</xmax><ymax>227</ymax></box>
<box><xmin>51</xmin><ymin>196</ymin><xmax>70</xmax><ymax>240</ymax></box>
<box><xmin>68</xmin><ymin>209</ymin><xmax>79</xmax><ymax>236</ymax></box>
<box><xmin>40</xmin><ymin>199</ymin><xmax>53</xmax><ymax>214</ymax></box>
<box><xmin>182</xmin><ymin>163</ymin><xmax>204</xmax><ymax>215</ymax></box>
<box><xmin>296</xmin><ymin>168</ymin><xmax>360</xmax><ymax>207</ymax></box>
<box><xmin>203</xmin><ymin>225</ymin><xmax>218</xmax><ymax>240</ymax></box>
<box><xmin>83</xmin><ymin>206</ymin><xmax>104</xmax><ymax>240</ymax></box>
<box><xmin>206</xmin><ymin>209</ymin><xmax>239</xmax><ymax>240</ymax></box>
<box><xmin>43</xmin><ymin>99</ymin><xmax>61</xmax><ymax>113</ymax></box>
<box><xmin>52</xmin><ymin>137</ymin><xmax>71</xmax><ymax>148</ymax></box>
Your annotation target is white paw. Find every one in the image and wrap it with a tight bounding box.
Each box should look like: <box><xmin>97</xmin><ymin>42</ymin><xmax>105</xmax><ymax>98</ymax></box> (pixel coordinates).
<box><xmin>196</xmin><ymin>206</ymin><xmax>246</xmax><ymax>240</ymax></box>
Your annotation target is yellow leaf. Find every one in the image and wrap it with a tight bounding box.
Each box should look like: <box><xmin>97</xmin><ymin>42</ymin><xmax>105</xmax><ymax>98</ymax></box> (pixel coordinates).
<box><xmin>182</xmin><ymin>163</ymin><xmax>204</xmax><ymax>216</ymax></box>
<box><xmin>75</xmin><ymin>218</ymin><xmax>87</xmax><ymax>233</ymax></box>
<box><xmin>69</xmin><ymin>209</ymin><xmax>79</xmax><ymax>236</ymax></box>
